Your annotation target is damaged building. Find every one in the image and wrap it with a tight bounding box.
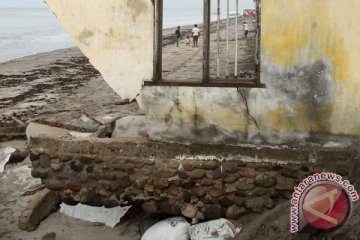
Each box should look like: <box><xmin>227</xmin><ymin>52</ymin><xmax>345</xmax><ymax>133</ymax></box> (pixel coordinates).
<box><xmin>27</xmin><ymin>0</ymin><xmax>360</xmax><ymax>221</ymax></box>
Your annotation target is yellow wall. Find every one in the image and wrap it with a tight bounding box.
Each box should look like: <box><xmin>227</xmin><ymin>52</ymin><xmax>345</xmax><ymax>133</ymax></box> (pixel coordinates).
<box><xmin>261</xmin><ymin>0</ymin><xmax>360</xmax><ymax>136</ymax></box>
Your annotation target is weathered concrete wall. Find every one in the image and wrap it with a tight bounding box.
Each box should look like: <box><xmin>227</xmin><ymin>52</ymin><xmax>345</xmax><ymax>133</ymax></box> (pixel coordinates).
<box><xmin>45</xmin><ymin>0</ymin><xmax>154</xmax><ymax>99</ymax></box>
<box><xmin>141</xmin><ymin>0</ymin><xmax>360</xmax><ymax>145</ymax></box>
<box><xmin>28</xmin><ymin>137</ymin><xmax>356</xmax><ymax>219</ymax></box>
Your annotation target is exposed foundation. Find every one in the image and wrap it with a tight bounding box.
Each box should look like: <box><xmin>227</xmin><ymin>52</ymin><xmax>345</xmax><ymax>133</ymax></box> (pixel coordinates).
<box><xmin>28</xmin><ymin>136</ymin><xmax>358</xmax><ymax>220</ymax></box>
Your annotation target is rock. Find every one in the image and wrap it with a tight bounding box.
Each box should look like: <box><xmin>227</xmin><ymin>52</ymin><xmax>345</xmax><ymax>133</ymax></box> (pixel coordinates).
<box><xmin>41</xmin><ymin>232</ymin><xmax>56</xmax><ymax>240</ymax></box>
<box><xmin>193</xmin><ymin>187</ymin><xmax>206</xmax><ymax>197</ymax></box>
<box><xmin>181</xmin><ymin>203</ymin><xmax>197</xmax><ymax>218</ymax></box>
<box><xmin>279</xmin><ymin>167</ymin><xmax>302</xmax><ymax>179</ymax></box>
<box><xmin>204</xmin><ymin>206</ymin><xmax>224</xmax><ymax>220</ymax></box>
<box><xmin>111</xmin><ymin>115</ymin><xmax>147</xmax><ymax>139</ymax></box>
<box><xmin>200</xmin><ymin>178</ymin><xmax>213</xmax><ymax>186</ymax></box>
<box><xmin>255</xmin><ymin>164</ymin><xmax>272</xmax><ymax>172</ymax></box>
<box><xmin>206</xmin><ymin>167</ymin><xmax>222</xmax><ymax>179</ymax></box>
<box><xmin>254</xmin><ymin>174</ymin><xmax>277</xmax><ymax>187</ymax></box>
<box><xmin>18</xmin><ymin>189</ymin><xmax>60</xmax><ymax>231</ymax></box>
<box><xmin>156</xmin><ymin>168</ymin><xmax>177</xmax><ymax>178</ymax></box>
<box><xmin>31</xmin><ymin>168</ymin><xmax>49</xmax><ymax>179</ymax></box>
<box><xmin>142</xmin><ymin>200</ymin><xmax>159</xmax><ymax>213</ymax></box>
<box><xmin>30</xmin><ymin>152</ymin><xmax>40</xmax><ymax>161</ymax></box>
<box><xmin>245</xmin><ymin>196</ymin><xmax>274</xmax><ymax>212</ymax></box>
<box><xmin>276</xmin><ymin>176</ymin><xmax>296</xmax><ymax>191</ymax></box>
<box><xmin>182</xmin><ymin>162</ymin><xmax>195</xmax><ymax>171</ymax></box>
<box><xmin>225</xmin><ymin>205</ymin><xmax>247</xmax><ymax>219</ymax></box>
<box><xmin>223</xmin><ymin>174</ymin><xmax>238</xmax><ymax>183</ymax></box>
<box><xmin>237</xmin><ymin>178</ymin><xmax>255</xmax><ymax>191</ymax></box>
<box><xmin>159</xmin><ymin>201</ymin><xmax>180</xmax><ymax>215</ymax></box>
<box><xmin>219</xmin><ymin>196</ymin><xmax>234</xmax><ymax>208</ymax></box>
<box><xmin>65</xmin><ymin>182</ymin><xmax>82</xmax><ymax>192</ymax></box>
<box><xmin>9</xmin><ymin>149</ymin><xmax>29</xmax><ymax>163</ymax></box>
<box><xmin>209</xmin><ymin>189</ymin><xmax>223</xmax><ymax>198</ymax></box>
<box><xmin>70</xmin><ymin>161</ymin><xmax>84</xmax><ymax>172</ymax></box>
<box><xmin>50</xmin><ymin>162</ymin><xmax>63</xmax><ymax>171</ymax></box>
<box><xmin>238</xmin><ymin>168</ymin><xmax>256</xmax><ymax>178</ymax></box>
<box><xmin>154</xmin><ymin>178</ymin><xmax>169</xmax><ymax>190</ymax></box>
<box><xmin>43</xmin><ymin>179</ymin><xmax>64</xmax><ymax>191</ymax></box>
<box><xmin>187</xmin><ymin>169</ymin><xmax>206</xmax><ymax>179</ymax></box>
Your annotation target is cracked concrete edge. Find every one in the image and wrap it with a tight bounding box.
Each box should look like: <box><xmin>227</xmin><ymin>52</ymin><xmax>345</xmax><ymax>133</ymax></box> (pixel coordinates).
<box><xmin>18</xmin><ymin>189</ymin><xmax>61</xmax><ymax>232</ymax></box>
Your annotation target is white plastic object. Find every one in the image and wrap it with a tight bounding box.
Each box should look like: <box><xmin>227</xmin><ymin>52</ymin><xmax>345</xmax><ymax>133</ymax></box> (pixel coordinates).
<box><xmin>141</xmin><ymin>217</ymin><xmax>190</xmax><ymax>240</ymax></box>
<box><xmin>188</xmin><ymin>218</ymin><xmax>241</xmax><ymax>240</ymax></box>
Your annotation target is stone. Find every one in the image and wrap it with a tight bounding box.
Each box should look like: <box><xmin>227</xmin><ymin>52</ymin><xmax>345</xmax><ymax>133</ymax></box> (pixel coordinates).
<box><xmin>70</xmin><ymin>161</ymin><xmax>84</xmax><ymax>172</ymax></box>
<box><xmin>200</xmin><ymin>161</ymin><xmax>219</xmax><ymax>170</ymax></box>
<box><xmin>159</xmin><ymin>201</ymin><xmax>180</xmax><ymax>215</ymax></box>
<box><xmin>225</xmin><ymin>205</ymin><xmax>247</xmax><ymax>219</ymax></box>
<box><xmin>31</xmin><ymin>168</ymin><xmax>49</xmax><ymax>179</ymax></box>
<box><xmin>18</xmin><ymin>189</ymin><xmax>60</xmax><ymax>231</ymax></box>
<box><xmin>204</xmin><ymin>206</ymin><xmax>225</xmax><ymax>220</ymax></box>
<box><xmin>142</xmin><ymin>200</ymin><xmax>159</xmax><ymax>213</ymax></box>
<box><xmin>206</xmin><ymin>167</ymin><xmax>222</xmax><ymax>179</ymax></box>
<box><xmin>155</xmin><ymin>168</ymin><xmax>177</xmax><ymax>178</ymax></box>
<box><xmin>9</xmin><ymin>149</ymin><xmax>29</xmax><ymax>163</ymax></box>
<box><xmin>50</xmin><ymin>162</ymin><xmax>63</xmax><ymax>171</ymax></box>
<box><xmin>237</xmin><ymin>178</ymin><xmax>255</xmax><ymax>191</ymax></box>
<box><xmin>43</xmin><ymin>179</ymin><xmax>64</xmax><ymax>191</ymax></box>
<box><xmin>255</xmin><ymin>164</ymin><xmax>273</xmax><ymax>172</ymax></box>
<box><xmin>223</xmin><ymin>174</ymin><xmax>238</xmax><ymax>183</ymax></box>
<box><xmin>219</xmin><ymin>197</ymin><xmax>234</xmax><ymax>208</ymax></box>
<box><xmin>238</xmin><ymin>168</ymin><xmax>256</xmax><ymax>178</ymax></box>
<box><xmin>193</xmin><ymin>187</ymin><xmax>206</xmax><ymax>197</ymax></box>
<box><xmin>181</xmin><ymin>203</ymin><xmax>197</xmax><ymax>218</ymax></box>
<box><xmin>41</xmin><ymin>232</ymin><xmax>56</xmax><ymax>240</ymax></box>
<box><xmin>254</xmin><ymin>174</ymin><xmax>277</xmax><ymax>188</ymax></box>
<box><xmin>200</xmin><ymin>178</ymin><xmax>213</xmax><ymax>186</ymax></box>
<box><xmin>276</xmin><ymin>176</ymin><xmax>296</xmax><ymax>191</ymax></box>
<box><xmin>168</xmin><ymin>187</ymin><xmax>183</xmax><ymax>198</ymax></box>
<box><xmin>85</xmin><ymin>189</ymin><xmax>102</xmax><ymax>207</ymax></box>
<box><xmin>187</xmin><ymin>169</ymin><xmax>206</xmax><ymax>179</ymax></box>
<box><xmin>209</xmin><ymin>189</ymin><xmax>223</xmax><ymax>198</ymax></box>
<box><xmin>245</xmin><ymin>196</ymin><xmax>274</xmax><ymax>212</ymax></box>
<box><xmin>154</xmin><ymin>178</ymin><xmax>169</xmax><ymax>190</ymax></box>
<box><xmin>182</xmin><ymin>162</ymin><xmax>195</xmax><ymax>171</ymax></box>
<box><xmin>65</xmin><ymin>182</ymin><xmax>82</xmax><ymax>192</ymax></box>
<box><xmin>30</xmin><ymin>152</ymin><xmax>40</xmax><ymax>161</ymax></box>
<box><xmin>280</xmin><ymin>168</ymin><xmax>302</xmax><ymax>179</ymax></box>
<box><xmin>225</xmin><ymin>183</ymin><xmax>238</xmax><ymax>193</ymax></box>
<box><xmin>141</xmin><ymin>166</ymin><xmax>152</xmax><ymax>175</ymax></box>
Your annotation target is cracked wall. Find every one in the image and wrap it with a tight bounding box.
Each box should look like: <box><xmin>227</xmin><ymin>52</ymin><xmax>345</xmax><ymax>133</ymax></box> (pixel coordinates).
<box><xmin>140</xmin><ymin>0</ymin><xmax>360</xmax><ymax>145</ymax></box>
<box><xmin>44</xmin><ymin>0</ymin><xmax>360</xmax><ymax>145</ymax></box>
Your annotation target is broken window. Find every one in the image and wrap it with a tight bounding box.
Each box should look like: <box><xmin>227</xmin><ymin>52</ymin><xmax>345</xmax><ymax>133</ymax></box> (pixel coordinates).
<box><xmin>146</xmin><ymin>0</ymin><xmax>263</xmax><ymax>88</ymax></box>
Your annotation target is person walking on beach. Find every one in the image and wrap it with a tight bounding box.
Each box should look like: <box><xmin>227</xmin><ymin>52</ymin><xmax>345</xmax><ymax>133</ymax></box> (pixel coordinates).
<box><xmin>192</xmin><ymin>24</ymin><xmax>200</xmax><ymax>47</ymax></box>
<box><xmin>243</xmin><ymin>22</ymin><xmax>249</xmax><ymax>38</ymax></box>
<box><xmin>175</xmin><ymin>26</ymin><xmax>181</xmax><ymax>47</ymax></box>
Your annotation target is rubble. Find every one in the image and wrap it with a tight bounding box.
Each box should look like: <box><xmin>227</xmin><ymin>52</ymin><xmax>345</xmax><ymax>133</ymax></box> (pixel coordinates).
<box><xmin>18</xmin><ymin>189</ymin><xmax>60</xmax><ymax>231</ymax></box>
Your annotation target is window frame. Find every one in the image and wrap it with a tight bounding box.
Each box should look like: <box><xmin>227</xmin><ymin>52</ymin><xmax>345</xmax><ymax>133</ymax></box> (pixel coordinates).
<box><xmin>146</xmin><ymin>0</ymin><xmax>264</xmax><ymax>88</ymax></box>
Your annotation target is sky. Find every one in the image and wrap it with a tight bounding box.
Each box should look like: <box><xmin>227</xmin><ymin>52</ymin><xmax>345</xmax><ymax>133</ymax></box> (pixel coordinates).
<box><xmin>0</xmin><ymin>0</ymin><xmax>255</xmax><ymax>9</ymax></box>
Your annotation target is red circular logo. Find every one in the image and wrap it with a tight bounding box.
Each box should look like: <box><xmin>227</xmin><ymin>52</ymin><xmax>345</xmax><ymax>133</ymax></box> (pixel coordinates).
<box><xmin>301</xmin><ymin>183</ymin><xmax>351</xmax><ymax>231</ymax></box>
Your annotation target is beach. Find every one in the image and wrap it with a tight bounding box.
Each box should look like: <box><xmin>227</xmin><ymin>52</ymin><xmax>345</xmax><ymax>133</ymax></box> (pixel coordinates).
<box><xmin>1</xmin><ymin>17</ymin><xmax>360</xmax><ymax>240</ymax></box>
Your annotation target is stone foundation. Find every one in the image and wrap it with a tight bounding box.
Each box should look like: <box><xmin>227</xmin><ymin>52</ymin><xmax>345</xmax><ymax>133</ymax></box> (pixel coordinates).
<box><xmin>28</xmin><ymin>137</ymin><xmax>358</xmax><ymax>220</ymax></box>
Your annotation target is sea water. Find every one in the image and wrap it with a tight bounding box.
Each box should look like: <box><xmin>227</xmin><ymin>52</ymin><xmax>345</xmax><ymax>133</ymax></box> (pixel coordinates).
<box><xmin>0</xmin><ymin>7</ymin><xmax>243</xmax><ymax>63</ymax></box>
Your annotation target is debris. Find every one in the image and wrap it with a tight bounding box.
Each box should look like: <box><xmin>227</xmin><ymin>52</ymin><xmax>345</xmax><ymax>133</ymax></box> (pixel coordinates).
<box><xmin>141</xmin><ymin>217</ymin><xmax>190</xmax><ymax>240</ymax></box>
<box><xmin>41</xmin><ymin>232</ymin><xmax>56</xmax><ymax>240</ymax></box>
<box><xmin>59</xmin><ymin>203</ymin><xmax>132</xmax><ymax>228</ymax></box>
<box><xmin>18</xmin><ymin>189</ymin><xmax>61</xmax><ymax>231</ymax></box>
<box><xmin>9</xmin><ymin>149</ymin><xmax>30</xmax><ymax>163</ymax></box>
<box><xmin>0</xmin><ymin>147</ymin><xmax>16</xmax><ymax>173</ymax></box>
<box><xmin>188</xmin><ymin>218</ymin><xmax>241</xmax><ymax>240</ymax></box>
<box><xmin>20</xmin><ymin>184</ymin><xmax>45</xmax><ymax>197</ymax></box>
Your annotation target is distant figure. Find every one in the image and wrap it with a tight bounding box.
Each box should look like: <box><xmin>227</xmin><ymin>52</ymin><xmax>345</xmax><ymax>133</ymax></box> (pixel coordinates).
<box><xmin>243</xmin><ymin>22</ymin><xmax>249</xmax><ymax>38</ymax></box>
<box><xmin>186</xmin><ymin>34</ymin><xmax>191</xmax><ymax>46</ymax></box>
<box><xmin>175</xmin><ymin>26</ymin><xmax>181</xmax><ymax>47</ymax></box>
<box><xmin>192</xmin><ymin>24</ymin><xmax>200</xmax><ymax>47</ymax></box>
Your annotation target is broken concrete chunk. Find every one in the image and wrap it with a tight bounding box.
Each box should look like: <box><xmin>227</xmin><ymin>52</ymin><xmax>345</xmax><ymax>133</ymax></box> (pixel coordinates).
<box><xmin>59</xmin><ymin>203</ymin><xmax>132</xmax><ymax>228</ymax></box>
<box><xmin>111</xmin><ymin>115</ymin><xmax>147</xmax><ymax>139</ymax></box>
<box><xmin>26</xmin><ymin>111</ymin><xmax>102</xmax><ymax>139</ymax></box>
<box><xmin>18</xmin><ymin>189</ymin><xmax>60</xmax><ymax>231</ymax></box>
